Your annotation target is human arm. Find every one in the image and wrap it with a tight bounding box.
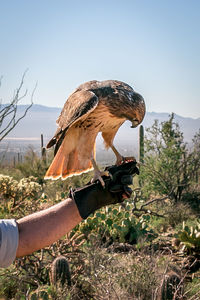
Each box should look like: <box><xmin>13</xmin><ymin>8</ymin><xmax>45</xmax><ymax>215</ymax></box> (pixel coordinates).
<box><xmin>16</xmin><ymin>161</ymin><xmax>139</xmax><ymax>257</ymax></box>
<box><xmin>16</xmin><ymin>197</ymin><xmax>82</xmax><ymax>257</ymax></box>
<box><xmin>0</xmin><ymin>199</ymin><xmax>81</xmax><ymax>267</ymax></box>
<box><xmin>0</xmin><ymin>161</ymin><xmax>139</xmax><ymax>267</ymax></box>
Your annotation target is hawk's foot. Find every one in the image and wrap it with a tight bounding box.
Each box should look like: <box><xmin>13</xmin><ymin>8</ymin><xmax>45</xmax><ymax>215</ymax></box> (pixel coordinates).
<box><xmin>91</xmin><ymin>157</ymin><xmax>111</xmax><ymax>187</ymax></box>
<box><xmin>91</xmin><ymin>170</ymin><xmax>110</xmax><ymax>188</ymax></box>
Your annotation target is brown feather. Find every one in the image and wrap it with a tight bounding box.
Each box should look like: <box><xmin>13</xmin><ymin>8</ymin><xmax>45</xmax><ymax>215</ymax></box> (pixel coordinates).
<box><xmin>45</xmin><ymin>80</ymin><xmax>145</xmax><ymax>180</ymax></box>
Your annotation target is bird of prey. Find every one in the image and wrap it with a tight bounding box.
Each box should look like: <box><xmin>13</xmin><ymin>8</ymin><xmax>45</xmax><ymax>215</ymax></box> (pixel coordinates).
<box><xmin>45</xmin><ymin>80</ymin><xmax>145</xmax><ymax>186</ymax></box>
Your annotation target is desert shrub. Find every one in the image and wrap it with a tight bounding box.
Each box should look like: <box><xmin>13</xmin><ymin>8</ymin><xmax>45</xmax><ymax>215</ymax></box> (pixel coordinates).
<box><xmin>0</xmin><ymin>174</ymin><xmax>42</xmax><ymax>218</ymax></box>
<box><xmin>164</xmin><ymin>202</ymin><xmax>195</xmax><ymax>229</ymax></box>
<box><xmin>181</xmin><ymin>189</ymin><xmax>200</xmax><ymax>214</ymax></box>
<box><xmin>16</xmin><ymin>147</ymin><xmax>48</xmax><ymax>184</ymax></box>
<box><xmin>0</xmin><ymin>174</ymin><xmax>18</xmax><ymax>199</ymax></box>
<box><xmin>139</xmin><ymin>114</ymin><xmax>200</xmax><ymax>202</ymax></box>
<box><xmin>46</xmin><ymin>248</ymin><xmax>159</xmax><ymax>300</ymax></box>
<box><xmin>2</xmin><ymin>247</ymin><xmax>199</xmax><ymax>300</ymax></box>
<box><xmin>0</xmin><ymin>164</ymin><xmax>23</xmax><ymax>180</ymax></box>
<box><xmin>148</xmin><ymin>201</ymin><xmax>196</xmax><ymax>235</ymax></box>
<box><xmin>0</xmin><ymin>266</ymin><xmax>30</xmax><ymax>299</ymax></box>
<box><xmin>184</xmin><ymin>277</ymin><xmax>200</xmax><ymax>299</ymax></box>
<box><xmin>82</xmin><ymin>250</ymin><xmax>159</xmax><ymax>300</ymax></box>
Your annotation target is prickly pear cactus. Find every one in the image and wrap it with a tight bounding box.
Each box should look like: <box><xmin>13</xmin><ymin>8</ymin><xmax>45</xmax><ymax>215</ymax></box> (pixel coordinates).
<box><xmin>50</xmin><ymin>256</ymin><xmax>71</xmax><ymax>286</ymax></box>
<box><xmin>176</xmin><ymin>221</ymin><xmax>200</xmax><ymax>254</ymax></box>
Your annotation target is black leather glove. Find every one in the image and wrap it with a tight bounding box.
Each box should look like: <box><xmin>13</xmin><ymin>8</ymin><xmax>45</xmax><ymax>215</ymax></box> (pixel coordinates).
<box><xmin>69</xmin><ymin>161</ymin><xmax>139</xmax><ymax>219</ymax></box>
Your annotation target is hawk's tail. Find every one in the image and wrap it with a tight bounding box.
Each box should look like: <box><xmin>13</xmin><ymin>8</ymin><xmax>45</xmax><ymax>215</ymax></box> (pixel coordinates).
<box><xmin>44</xmin><ymin>134</ymin><xmax>94</xmax><ymax>180</ymax></box>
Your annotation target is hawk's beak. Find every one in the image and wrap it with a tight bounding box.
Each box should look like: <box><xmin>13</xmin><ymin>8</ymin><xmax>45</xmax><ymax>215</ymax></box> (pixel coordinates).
<box><xmin>130</xmin><ymin>120</ymin><xmax>139</xmax><ymax>128</ymax></box>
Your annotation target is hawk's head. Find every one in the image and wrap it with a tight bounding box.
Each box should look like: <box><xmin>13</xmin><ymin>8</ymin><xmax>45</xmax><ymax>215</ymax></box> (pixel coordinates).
<box><xmin>124</xmin><ymin>92</ymin><xmax>146</xmax><ymax>128</ymax></box>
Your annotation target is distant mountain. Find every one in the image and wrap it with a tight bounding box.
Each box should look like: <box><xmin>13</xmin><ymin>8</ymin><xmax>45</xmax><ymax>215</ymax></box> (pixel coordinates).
<box><xmin>1</xmin><ymin>104</ymin><xmax>200</xmax><ymax>157</ymax></box>
<box><xmin>1</xmin><ymin>104</ymin><xmax>61</xmax><ymax>139</ymax></box>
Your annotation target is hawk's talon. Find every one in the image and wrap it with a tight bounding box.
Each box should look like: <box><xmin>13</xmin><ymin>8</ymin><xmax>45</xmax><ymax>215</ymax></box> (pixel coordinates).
<box><xmin>108</xmin><ymin>172</ymin><xmax>113</xmax><ymax>180</ymax></box>
<box><xmin>98</xmin><ymin>176</ymin><xmax>106</xmax><ymax>188</ymax></box>
<box><xmin>119</xmin><ymin>156</ymin><xmax>125</xmax><ymax>164</ymax></box>
<box><xmin>103</xmin><ymin>170</ymin><xmax>110</xmax><ymax>177</ymax></box>
<box><xmin>91</xmin><ymin>170</ymin><xmax>112</xmax><ymax>188</ymax></box>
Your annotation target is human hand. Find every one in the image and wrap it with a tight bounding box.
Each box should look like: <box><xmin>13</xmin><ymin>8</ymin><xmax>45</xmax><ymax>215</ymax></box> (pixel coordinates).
<box><xmin>69</xmin><ymin>161</ymin><xmax>139</xmax><ymax>219</ymax></box>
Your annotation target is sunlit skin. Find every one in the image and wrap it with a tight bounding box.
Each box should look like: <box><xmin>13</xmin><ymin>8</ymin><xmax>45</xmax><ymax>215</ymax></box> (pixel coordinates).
<box><xmin>16</xmin><ymin>198</ymin><xmax>82</xmax><ymax>257</ymax></box>
<box><xmin>16</xmin><ymin>192</ymin><xmax>129</xmax><ymax>257</ymax></box>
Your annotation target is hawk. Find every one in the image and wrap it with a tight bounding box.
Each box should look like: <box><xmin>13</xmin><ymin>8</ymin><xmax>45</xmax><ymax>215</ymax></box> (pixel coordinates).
<box><xmin>45</xmin><ymin>80</ymin><xmax>145</xmax><ymax>186</ymax></box>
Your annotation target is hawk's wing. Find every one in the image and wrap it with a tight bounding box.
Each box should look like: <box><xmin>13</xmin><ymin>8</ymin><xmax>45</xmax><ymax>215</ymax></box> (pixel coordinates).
<box><xmin>46</xmin><ymin>90</ymin><xmax>99</xmax><ymax>151</ymax></box>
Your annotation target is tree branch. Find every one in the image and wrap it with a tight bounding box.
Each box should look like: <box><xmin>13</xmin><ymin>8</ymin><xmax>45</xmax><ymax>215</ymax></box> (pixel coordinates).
<box><xmin>0</xmin><ymin>71</ymin><xmax>36</xmax><ymax>142</ymax></box>
<box><xmin>132</xmin><ymin>190</ymin><xmax>168</xmax><ymax>218</ymax></box>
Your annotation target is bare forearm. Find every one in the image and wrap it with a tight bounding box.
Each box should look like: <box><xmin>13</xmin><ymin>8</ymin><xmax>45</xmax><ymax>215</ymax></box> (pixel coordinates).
<box><xmin>16</xmin><ymin>198</ymin><xmax>82</xmax><ymax>257</ymax></box>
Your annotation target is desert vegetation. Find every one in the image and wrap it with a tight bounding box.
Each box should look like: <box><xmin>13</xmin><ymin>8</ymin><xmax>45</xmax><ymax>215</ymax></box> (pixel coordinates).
<box><xmin>0</xmin><ymin>114</ymin><xmax>200</xmax><ymax>299</ymax></box>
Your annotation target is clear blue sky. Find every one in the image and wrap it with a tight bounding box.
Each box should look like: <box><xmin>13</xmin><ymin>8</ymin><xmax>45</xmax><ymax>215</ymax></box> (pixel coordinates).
<box><xmin>0</xmin><ymin>0</ymin><xmax>200</xmax><ymax>118</ymax></box>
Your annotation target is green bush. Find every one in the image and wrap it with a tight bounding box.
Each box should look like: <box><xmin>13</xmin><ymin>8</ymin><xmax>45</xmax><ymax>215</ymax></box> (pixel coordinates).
<box><xmin>0</xmin><ymin>174</ymin><xmax>42</xmax><ymax>218</ymax></box>
<box><xmin>139</xmin><ymin>114</ymin><xmax>200</xmax><ymax>202</ymax></box>
<box><xmin>185</xmin><ymin>277</ymin><xmax>200</xmax><ymax>299</ymax></box>
<box><xmin>164</xmin><ymin>202</ymin><xmax>195</xmax><ymax>229</ymax></box>
<box><xmin>16</xmin><ymin>147</ymin><xmax>48</xmax><ymax>184</ymax></box>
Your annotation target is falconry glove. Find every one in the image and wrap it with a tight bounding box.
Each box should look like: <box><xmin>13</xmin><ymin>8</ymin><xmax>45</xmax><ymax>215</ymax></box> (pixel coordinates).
<box><xmin>69</xmin><ymin>161</ymin><xmax>139</xmax><ymax>219</ymax></box>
